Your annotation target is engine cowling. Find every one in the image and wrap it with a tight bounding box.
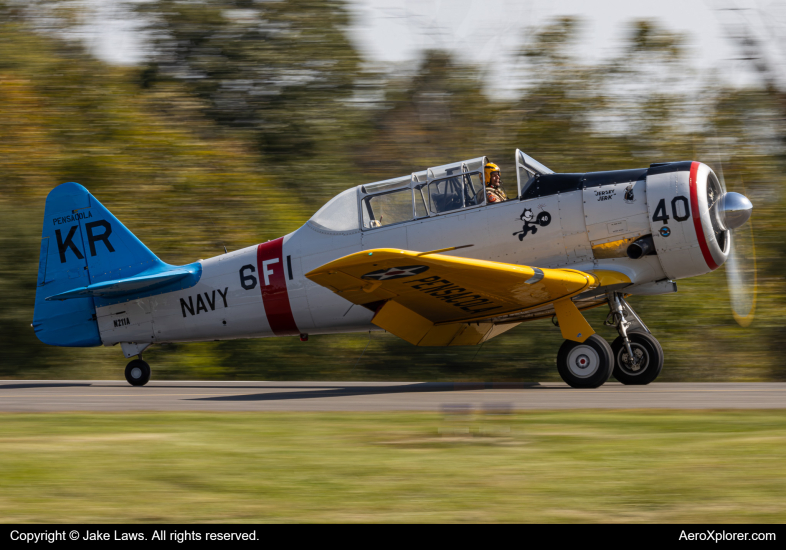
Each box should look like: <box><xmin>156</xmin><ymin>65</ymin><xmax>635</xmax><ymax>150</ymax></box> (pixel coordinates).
<box><xmin>645</xmin><ymin>161</ymin><xmax>733</xmax><ymax>280</ymax></box>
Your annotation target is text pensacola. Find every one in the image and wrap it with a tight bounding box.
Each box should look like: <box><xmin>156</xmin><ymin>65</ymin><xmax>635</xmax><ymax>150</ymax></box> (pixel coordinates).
<box><xmin>9</xmin><ymin>529</ymin><xmax>259</xmax><ymax>543</ymax></box>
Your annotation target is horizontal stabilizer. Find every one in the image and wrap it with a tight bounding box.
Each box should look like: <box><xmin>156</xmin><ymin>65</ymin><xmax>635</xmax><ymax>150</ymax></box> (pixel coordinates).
<box><xmin>45</xmin><ymin>265</ymin><xmax>199</xmax><ymax>301</ymax></box>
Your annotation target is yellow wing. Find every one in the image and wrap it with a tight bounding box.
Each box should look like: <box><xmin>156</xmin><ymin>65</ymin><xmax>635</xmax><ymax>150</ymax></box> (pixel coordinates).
<box><xmin>305</xmin><ymin>248</ymin><xmax>602</xmax><ymax>346</ymax></box>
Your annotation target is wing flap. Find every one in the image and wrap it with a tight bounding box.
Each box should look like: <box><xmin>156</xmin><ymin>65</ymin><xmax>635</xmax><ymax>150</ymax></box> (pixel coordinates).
<box><xmin>371</xmin><ymin>299</ymin><xmax>520</xmax><ymax>346</ymax></box>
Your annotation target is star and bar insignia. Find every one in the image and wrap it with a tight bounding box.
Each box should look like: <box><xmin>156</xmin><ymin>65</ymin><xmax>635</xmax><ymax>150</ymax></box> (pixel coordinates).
<box><xmin>361</xmin><ymin>265</ymin><xmax>430</xmax><ymax>281</ymax></box>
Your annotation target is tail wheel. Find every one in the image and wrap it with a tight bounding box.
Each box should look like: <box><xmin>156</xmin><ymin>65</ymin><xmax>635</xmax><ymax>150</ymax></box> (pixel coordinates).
<box><xmin>556</xmin><ymin>335</ymin><xmax>613</xmax><ymax>388</ymax></box>
<box><xmin>125</xmin><ymin>359</ymin><xmax>151</xmax><ymax>387</ymax></box>
<box><xmin>611</xmin><ymin>332</ymin><xmax>663</xmax><ymax>385</ymax></box>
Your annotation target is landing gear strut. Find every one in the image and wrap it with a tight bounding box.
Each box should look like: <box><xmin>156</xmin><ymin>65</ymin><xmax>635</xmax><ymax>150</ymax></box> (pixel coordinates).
<box><xmin>606</xmin><ymin>293</ymin><xmax>663</xmax><ymax>385</ymax></box>
<box><xmin>125</xmin><ymin>355</ymin><xmax>151</xmax><ymax>386</ymax></box>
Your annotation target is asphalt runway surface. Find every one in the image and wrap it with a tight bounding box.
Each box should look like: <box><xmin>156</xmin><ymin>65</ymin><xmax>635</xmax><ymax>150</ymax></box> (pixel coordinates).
<box><xmin>1</xmin><ymin>381</ymin><xmax>785</xmax><ymax>412</ymax></box>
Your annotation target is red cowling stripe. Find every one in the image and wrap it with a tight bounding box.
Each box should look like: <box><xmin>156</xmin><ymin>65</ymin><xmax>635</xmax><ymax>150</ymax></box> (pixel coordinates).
<box><xmin>688</xmin><ymin>161</ymin><xmax>719</xmax><ymax>271</ymax></box>
<box><xmin>257</xmin><ymin>237</ymin><xmax>300</xmax><ymax>336</ymax></box>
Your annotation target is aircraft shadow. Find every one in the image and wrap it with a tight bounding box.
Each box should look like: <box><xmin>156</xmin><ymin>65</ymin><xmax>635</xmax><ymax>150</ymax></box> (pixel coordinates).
<box><xmin>0</xmin><ymin>383</ymin><xmax>93</xmax><ymax>390</ymax></box>
<box><xmin>191</xmin><ymin>382</ymin><xmax>542</xmax><ymax>402</ymax></box>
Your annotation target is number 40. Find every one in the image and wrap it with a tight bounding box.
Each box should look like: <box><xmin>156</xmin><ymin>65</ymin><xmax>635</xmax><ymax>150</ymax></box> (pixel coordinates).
<box><xmin>652</xmin><ymin>196</ymin><xmax>690</xmax><ymax>225</ymax></box>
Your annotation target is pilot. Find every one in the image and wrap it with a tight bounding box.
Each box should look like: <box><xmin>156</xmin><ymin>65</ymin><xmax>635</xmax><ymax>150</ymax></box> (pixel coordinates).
<box><xmin>484</xmin><ymin>162</ymin><xmax>508</xmax><ymax>204</ymax></box>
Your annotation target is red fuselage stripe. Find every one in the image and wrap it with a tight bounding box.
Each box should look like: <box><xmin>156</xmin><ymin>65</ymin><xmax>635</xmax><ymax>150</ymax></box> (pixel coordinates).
<box><xmin>257</xmin><ymin>237</ymin><xmax>300</xmax><ymax>336</ymax></box>
<box><xmin>688</xmin><ymin>161</ymin><xmax>718</xmax><ymax>271</ymax></box>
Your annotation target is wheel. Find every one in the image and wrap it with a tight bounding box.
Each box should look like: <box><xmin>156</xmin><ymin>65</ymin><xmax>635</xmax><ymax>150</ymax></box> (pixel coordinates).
<box><xmin>611</xmin><ymin>332</ymin><xmax>663</xmax><ymax>385</ymax></box>
<box><xmin>557</xmin><ymin>335</ymin><xmax>613</xmax><ymax>388</ymax></box>
<box><xmin>125</xmin><ymin>359</ymin><xmax>151</xmax><ymax>386</ymax></box>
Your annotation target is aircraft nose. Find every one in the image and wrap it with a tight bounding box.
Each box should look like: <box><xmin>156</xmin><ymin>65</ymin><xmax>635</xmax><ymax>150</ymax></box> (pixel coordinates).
<box><xmin>718</xmin><ymin>192</ymin><xmax>752</xmax><ymax>230</ymax></box>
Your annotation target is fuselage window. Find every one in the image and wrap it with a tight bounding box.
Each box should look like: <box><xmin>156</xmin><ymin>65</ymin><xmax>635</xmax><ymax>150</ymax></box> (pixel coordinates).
<box><xmin>427</xmin><ymin>177</ymin><xmax>461</xmax><ymax>214</ymax></box>
<box><xmin>424</xmin><ymin>172</ymin><xmax>484</xmax><ymax>214</ymax></box>
<box><xmin>465</xmin><ymin>172</ymin><xmax>484</xmax><ymax>205</ymax></box>
<box><xmin>362</xmin><ymin>189</ymin><xmax>413</xmax><ymax>229</ymax></box>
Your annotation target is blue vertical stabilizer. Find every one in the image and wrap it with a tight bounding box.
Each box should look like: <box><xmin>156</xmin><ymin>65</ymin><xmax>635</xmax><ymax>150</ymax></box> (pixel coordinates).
<box><xmin>33</xmin><ymin>182</ymin><xmax>200</xmax><ymax>347</ymax></box>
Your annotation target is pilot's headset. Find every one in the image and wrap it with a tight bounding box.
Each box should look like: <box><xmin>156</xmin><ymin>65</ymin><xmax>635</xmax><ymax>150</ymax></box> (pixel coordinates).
<box><xmin>484</xmin><ymin>162</ymin><xmax>502</xmax><ymax>186</ymax></box>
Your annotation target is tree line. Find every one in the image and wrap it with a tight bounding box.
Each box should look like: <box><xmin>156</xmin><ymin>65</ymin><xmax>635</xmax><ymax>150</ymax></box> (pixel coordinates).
<box><xmin>1</xmin><ymin>1</ymin><xmax>784</xmax><ymax>381</ymax></box>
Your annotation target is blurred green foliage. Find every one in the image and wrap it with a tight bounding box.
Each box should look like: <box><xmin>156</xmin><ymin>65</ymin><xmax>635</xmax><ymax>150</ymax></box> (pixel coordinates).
<box><xmin>1</xmin><ymin>2</ymin><xmax>784</xmax><ymax>381</ymax></box>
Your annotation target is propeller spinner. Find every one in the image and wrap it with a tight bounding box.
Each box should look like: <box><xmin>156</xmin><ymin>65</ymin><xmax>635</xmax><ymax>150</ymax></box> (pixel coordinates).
<box><xmin>716</xmin><ymin>192</ymin><xmax>753</xmax><ymax>230</ymax></box>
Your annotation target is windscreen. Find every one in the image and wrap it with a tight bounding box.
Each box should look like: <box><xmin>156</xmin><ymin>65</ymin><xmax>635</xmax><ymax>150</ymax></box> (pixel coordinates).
<box><xmin>308</xmin><ymin>188</ymin><xmax>360</xmax><ymax>232</ymax></box>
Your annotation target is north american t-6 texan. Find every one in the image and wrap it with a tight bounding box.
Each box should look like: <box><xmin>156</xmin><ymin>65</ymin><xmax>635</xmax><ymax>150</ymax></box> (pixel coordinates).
<box><xmin>33</xmin><ymin>150</ymin><xmax>755</xmax><ymax>388</ymax></box>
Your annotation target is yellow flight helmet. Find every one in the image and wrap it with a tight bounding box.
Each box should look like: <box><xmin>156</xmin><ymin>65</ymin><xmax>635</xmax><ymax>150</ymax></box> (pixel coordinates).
<box><xmin>484</xmin><ymin>162</ymin><xmax>500</xmax><ymax>184</ymax></box>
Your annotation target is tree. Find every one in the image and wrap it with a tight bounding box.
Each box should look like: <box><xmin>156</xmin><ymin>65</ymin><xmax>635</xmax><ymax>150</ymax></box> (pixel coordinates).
<box><xmin>138</xmin><ymin>0</ymin><xmax>363</xmax><ymax>164</ymax></box>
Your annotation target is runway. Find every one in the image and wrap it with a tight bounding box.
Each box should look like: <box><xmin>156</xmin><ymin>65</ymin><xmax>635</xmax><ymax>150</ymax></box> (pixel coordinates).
<box><xmin>1</xmin><ymin>381</ymin><xmax>785</xmax><ymax>412</ymax></box>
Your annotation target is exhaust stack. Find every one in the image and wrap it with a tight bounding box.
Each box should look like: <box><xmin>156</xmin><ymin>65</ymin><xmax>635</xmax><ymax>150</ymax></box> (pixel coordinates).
<box><xmin>627</xmin><ymin>235</ymin><xmax>656</xmax><ymax>259</ymax></box>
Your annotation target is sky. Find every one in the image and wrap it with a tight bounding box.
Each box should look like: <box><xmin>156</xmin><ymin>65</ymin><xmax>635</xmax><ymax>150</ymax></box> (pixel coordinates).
<box><xmin>349</xmin><ymin>0</ymin><xmax>732</xmax><ymax>64</ymax></box>
<box><xmin>79</xmin><ymin>0</ymin><xmax>783</xmax><ymax>92</ymax></box>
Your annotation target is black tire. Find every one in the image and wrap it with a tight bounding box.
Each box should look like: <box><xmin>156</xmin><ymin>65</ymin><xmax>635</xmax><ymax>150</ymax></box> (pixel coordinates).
<box><xmin>125</xmin><ymin>359</ymin><xmax>151</xmax><ymax>387</ymax></box>
<box><xmin>557</xmin><ymin>335</ymin><xmax>613</xmax><ymax>388</ymax></box>
<box><xmin>611</xmin><ymin>332</ymin><xmax>663</xmax><ymax>385</ymax></box>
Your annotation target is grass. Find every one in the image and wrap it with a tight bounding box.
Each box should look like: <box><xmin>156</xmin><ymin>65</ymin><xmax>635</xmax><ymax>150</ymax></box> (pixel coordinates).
<box><xmin>1</xmin><ymin>410</ymin><xmax>785</xmax><ymax>523</ymax></box>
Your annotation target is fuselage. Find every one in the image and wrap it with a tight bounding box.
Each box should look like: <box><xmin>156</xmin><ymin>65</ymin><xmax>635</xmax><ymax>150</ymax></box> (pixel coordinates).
<box><xmin>96</xmin><ymin>160</ymin><xmax>722</xmax><ymax>348</ymax></box>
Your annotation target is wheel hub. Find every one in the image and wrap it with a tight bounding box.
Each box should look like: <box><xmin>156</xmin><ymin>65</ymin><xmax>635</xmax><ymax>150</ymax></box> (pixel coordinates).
<box><xmin>567</xmin><ymin>346</ymin><xmax>600</xmax><ymax>378</ymax></box>
<box><xmin>618</xmin><ymin>345</ymin><xmax>649</xmax><ymax>376</ymax></box>
<box><xmin>130</xmin><ymin>367</ymin><xmax>142</xmax><ymax>379</ymax></box>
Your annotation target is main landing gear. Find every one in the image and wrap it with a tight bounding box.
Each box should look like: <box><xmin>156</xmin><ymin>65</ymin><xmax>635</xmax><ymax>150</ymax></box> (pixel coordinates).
<box><xmin>555</xmin><ymin>293</ymin><xmax>663</xmax><ymax>388</ymax></box>
<box><xmin>557</xmin><ymin>334</ymin><xmax>613</xmax><ymax>388</ymax></box>
<box><xmin>606</xmin><ymin>293</ymin><xmax>663</xmax><ymax>385</ymax></box>
<box><xmin>125</xmin><ymin>356</ymin><xmax>151</xmax><ymax>386</ymax></box>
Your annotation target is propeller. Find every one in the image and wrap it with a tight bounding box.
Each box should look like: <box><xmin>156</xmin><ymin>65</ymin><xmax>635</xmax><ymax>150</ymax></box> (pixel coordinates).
<box><xmin>710</xmin><ymin>153</ymin><xmax>757</xmax><ymax>327</ymax></box>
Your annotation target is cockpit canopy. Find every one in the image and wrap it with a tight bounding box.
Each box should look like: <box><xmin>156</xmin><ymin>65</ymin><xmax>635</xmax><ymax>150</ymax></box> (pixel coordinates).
<box><xmin>307</xmin><ymin>150</ymin><xmax>552</xmax><ymax>233</ymax></box>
